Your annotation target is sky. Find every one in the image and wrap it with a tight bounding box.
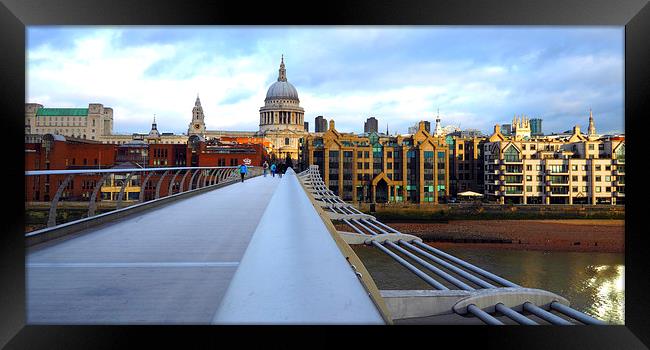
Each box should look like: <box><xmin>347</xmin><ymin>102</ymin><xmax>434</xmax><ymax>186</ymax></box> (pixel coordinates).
<box><xmin>26</xmin><ymin>26</ymin><xmax>624</xmax><ymax>136</ymax></box>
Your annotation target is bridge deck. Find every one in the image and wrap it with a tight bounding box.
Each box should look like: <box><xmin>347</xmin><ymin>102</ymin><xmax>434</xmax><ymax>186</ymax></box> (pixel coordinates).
<box><xmin>27</xmin><ymin>175</ymin><xmax>280</xmax><ymax>324</ymax></box>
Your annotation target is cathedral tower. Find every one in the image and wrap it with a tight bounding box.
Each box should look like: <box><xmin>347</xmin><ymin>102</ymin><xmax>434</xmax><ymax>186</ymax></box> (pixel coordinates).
<box><xmin>188</xmin><ymin>95</ymin><xmax>206</xmax><ymax>136</ymax></box>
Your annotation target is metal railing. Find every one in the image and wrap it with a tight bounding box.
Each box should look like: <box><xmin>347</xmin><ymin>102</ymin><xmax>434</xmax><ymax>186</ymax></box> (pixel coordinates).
<box><xmin>298</xmin><ymin>165</ymin><xmax>607</xmax><ymax>325</ymax></box>
<box><xmin>25</xmin><ymin>166</ymin><xmax>260</xmax><ymax>232</ymax></box>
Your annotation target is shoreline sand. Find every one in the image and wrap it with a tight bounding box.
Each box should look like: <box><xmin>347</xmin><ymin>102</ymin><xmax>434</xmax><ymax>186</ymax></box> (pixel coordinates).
<box><xmin>335</xmin><ymin>219</ymin><xmax>624</xmax><ymax>253</ymax></box>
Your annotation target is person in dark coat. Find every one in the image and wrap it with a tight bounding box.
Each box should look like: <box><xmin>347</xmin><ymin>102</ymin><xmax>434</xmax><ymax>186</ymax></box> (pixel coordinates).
<box><xmin>278</xmin><ymin>162</ymin><xmax>284</xmax><ymax>178</ymax></box>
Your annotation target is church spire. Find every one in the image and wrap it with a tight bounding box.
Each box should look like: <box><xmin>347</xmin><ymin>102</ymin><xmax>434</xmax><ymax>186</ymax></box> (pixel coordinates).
<box><xmin>588</xmin><ymin>108</ymin><xmax>596</xmax><ymax>136</ymax></box>
<box><xmin>278</xmin><ymin>55</ymin><xmax>287</xmax><ymax>82</ymax></box>
<box><xmin>434</xmin><ymin>109</ymin><xmax>443</xmax><ymax>137</ymax></box>
<box><xmin>195</xmin><ymin>94</ymin><xmax>201</xmax><ymax>107</ymax></box>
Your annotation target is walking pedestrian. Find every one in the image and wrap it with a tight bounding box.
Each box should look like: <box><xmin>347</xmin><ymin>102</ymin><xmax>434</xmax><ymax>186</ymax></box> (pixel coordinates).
<box><xmin>238</xmin><ymin>162</ymin><xmax>248</xmax><ymax>183</ymax></box>
<box><xmin>270</xmin><ymin>163</ymin><xmax>277</xmax><ymax>177</ymax></box>
<box><xmin>262</xmin><ymin>161</ymin><xmax>269</xmax><ymax>177</ymax></box>
<box><xmin>278</xmin><ymin>162</ymin><xmax>285</xmax><ymax>179</ymax></box>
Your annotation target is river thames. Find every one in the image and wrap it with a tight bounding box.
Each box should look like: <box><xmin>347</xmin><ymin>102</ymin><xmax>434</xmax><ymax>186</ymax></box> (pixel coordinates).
<box><xmin>352</xmin><ymin>245</ymin><xmax>624</xmax><ymax>324</ymax></box>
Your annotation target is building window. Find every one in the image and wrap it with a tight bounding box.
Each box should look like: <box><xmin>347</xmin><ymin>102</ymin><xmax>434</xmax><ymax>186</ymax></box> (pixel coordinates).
<box><xmin>596</xmin><ymin>186</ymin><xmax>601</xmax><ymax>193</ymax></box>
<box><xmin>595</xmin><ymin>165</ymin><xmax>601</xmax><ymax>171</ymax></box>
<box><xmin>572</xmin><ymin>187</ymin><xmax>578</xmax><ymax>192</ymax></box>
<box><xmin>596</xmin><ymin>176</ymin><xmax>601</xmax><ymax>182</ymax></box>
<box><xmin>605</xmin><ymin>176</ymin><xmax>611</xmax><ymax>182</ymax></box>
<box><xmin>572</xmin><ymin>175</ymin><xmax>578</xmax><ymax>181</ymax></box>
<box><xmin>357</xmin><ymin>151</ymin><xmax>363</xmax><ymax>158</ymax></box>
<box><xmin>285</xmin><ymin>138</ymin><xmax>290</xmax><ymax>145</ymax></box>
<box><xmin>572</xmin><ymin>165</ymin><xmax>578</xmax><ymax>171</ymax></box>
<box><xmin>526</xmin><ymin>165</ymin><xmax>532</xmax><ymax>171</ymax></box>
<box><xmin>526</xmin><ymin>175</ymin><xmax>532</xmax><ymax>181</ymax></box>
<box><xmin>504</xmin><ymin>145</ymin><xmax>520</xmax><ymax>162</ymax></box>
<box><xmin>589</xmin><ymin>144</ymin><xmax>594</xmax><ymax>150</ymax></box>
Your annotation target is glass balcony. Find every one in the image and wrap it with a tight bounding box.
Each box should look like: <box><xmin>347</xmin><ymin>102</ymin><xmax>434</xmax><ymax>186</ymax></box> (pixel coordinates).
<box><xmin>549</xmin><ymin>191</ymin><xmax>570</xmax><ymax>196</ymax></box>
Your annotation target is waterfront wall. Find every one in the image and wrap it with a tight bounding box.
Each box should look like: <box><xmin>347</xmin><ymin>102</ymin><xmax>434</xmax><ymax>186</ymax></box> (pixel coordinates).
<box><xmin>356</xmin><ymin>202</ymin><xmax>625</xmax><ymax>221</ymax></box>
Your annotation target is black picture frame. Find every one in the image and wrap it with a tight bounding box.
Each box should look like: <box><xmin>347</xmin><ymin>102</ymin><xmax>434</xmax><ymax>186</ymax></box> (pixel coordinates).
<box><xmin>1</xmin><ymin>0</ymin><xmax>648</xmax><ymax>348</ymax></box>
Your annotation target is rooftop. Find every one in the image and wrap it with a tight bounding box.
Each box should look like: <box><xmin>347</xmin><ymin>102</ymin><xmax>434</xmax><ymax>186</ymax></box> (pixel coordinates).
<box><xmin>36</xmin><ymin>108</ymin><xmax>89</xmax><ymax>117</ymax></box>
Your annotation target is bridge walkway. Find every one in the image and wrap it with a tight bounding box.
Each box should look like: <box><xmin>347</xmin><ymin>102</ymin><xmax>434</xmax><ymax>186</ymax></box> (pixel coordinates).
<box><xmin>27</xmin><ymin>175</ymin><xmax>281</xmax><ymax>324</ymax></box>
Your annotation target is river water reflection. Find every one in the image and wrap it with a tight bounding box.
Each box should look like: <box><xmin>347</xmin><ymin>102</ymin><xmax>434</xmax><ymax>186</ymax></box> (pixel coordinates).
<box><xmin>352</xmin><ymin>245</ymin><xmax>624</xmax><ymax>324</ymax></box>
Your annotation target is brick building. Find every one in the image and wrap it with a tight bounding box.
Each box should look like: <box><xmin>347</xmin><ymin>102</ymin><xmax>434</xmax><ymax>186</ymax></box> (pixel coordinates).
<box><xmin>302</xmin><ymin>120</ymin><xmax>449</xmax><ymax>204</ymax></box>
<box><xmin>188</xmin><ymin>135</ymin><xmax>268</xmax><ymax>167</ymax></box>
<box><xmin>25</xmin><ymin>134</ymin><xmax>116</xmax><ymax>202</ymax></box>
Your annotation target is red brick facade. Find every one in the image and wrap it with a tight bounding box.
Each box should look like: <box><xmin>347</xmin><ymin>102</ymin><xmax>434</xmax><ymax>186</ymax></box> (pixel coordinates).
<box><xmin>25</xmin><ymin>135</ymin><xmax>267</xmax><ymax>202</ymax></box>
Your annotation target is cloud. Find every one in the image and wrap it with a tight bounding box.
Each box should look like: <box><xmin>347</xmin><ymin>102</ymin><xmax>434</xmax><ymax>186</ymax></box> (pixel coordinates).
<box><xmin>27</xmin><ymin>26</ymin><xmax>624</xmax><ymax>137</ymax></box>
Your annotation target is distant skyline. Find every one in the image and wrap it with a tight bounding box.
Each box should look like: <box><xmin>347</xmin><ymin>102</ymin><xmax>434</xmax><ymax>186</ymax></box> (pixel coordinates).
<box><xmin>27</xmin><ymin>26</ymin><xmax>624</xmax><ymax>136</ymax></box>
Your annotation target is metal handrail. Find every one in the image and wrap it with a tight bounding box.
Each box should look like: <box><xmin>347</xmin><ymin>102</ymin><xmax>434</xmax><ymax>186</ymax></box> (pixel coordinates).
<box><xmin>298</xmin><ymin>164</ymin><xmax>605</xmax><ymax>325</ymax></box>
<box><xmin>25</xmin><ymin>166</ymin><xmax>243</xmax><ymax>176</ymax></box>
<box><xmin>25</xmin><ymin>166</ymin><xmax>259</xmax><ymax>230</ymax></box>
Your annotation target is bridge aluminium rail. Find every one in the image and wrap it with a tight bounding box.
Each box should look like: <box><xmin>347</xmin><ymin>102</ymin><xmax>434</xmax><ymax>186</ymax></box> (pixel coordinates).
<box><xmin>25</xmin><ymin>166</ymin><xmax>261</xmax><ymax>245</ymax></box>
<box><xmin>24</xmin><ymin>164</ymin><xmax>606</xmax><ymax>325</ymax></box>
<box><xmin>298</xmin><ymin>165</ymin><xmax>606</xmax><ymax>325</ymax></box>
<box><xmin>26</xmin><ymin>166</ymin><xmax>389</xmax><ymax>324</ymax></box>
<box><xmin>26</xmin><ymin>169</ymin><xmax>275</xmax><ymax>324</ymax></box>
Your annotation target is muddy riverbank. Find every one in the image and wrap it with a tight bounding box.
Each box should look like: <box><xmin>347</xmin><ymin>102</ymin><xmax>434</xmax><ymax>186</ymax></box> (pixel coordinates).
<box><xmin>335</xmin><ymin>219</ymin><xmax>624</xmax><ymax>253</ymax></box>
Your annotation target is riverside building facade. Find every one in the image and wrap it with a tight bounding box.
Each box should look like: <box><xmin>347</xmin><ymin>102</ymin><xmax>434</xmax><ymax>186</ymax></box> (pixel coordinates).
<box><xmin>302</xmin><ymin>120</ymin><xmax>449</xmax><ymax>204</ymax></box>
<box><xmin>448</xmin><ymin>135</ymin><xmax>486</xmax><ymax>196</ymax></box>
<box><xmin>483</xmin><ymin>113</ymin><xmax>625</xmax><ymax>205</ymax></box>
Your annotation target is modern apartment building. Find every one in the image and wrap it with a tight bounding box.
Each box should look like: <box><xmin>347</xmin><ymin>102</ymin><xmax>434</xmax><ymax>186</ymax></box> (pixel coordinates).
<box><xmin>448</xmin><ymin>136</ymin><xmax>486</xmax><ymax>196</ymax></box>
<box><xmin>483</xmin><ymin>114</ymin><xmax>625</xmax><ymax>205</ymax></box>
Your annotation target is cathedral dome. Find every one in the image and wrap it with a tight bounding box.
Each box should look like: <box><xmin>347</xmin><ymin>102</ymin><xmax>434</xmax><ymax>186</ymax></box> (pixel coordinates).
<box><xmin>265</xmin><ymin>81</ymin><xmax>299</xmax><ymax>101</ymax></box>
<box><xmin>264</xmin><ymin>55</ymin><xmax>299</xmax><ymax>102</ymax></box>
